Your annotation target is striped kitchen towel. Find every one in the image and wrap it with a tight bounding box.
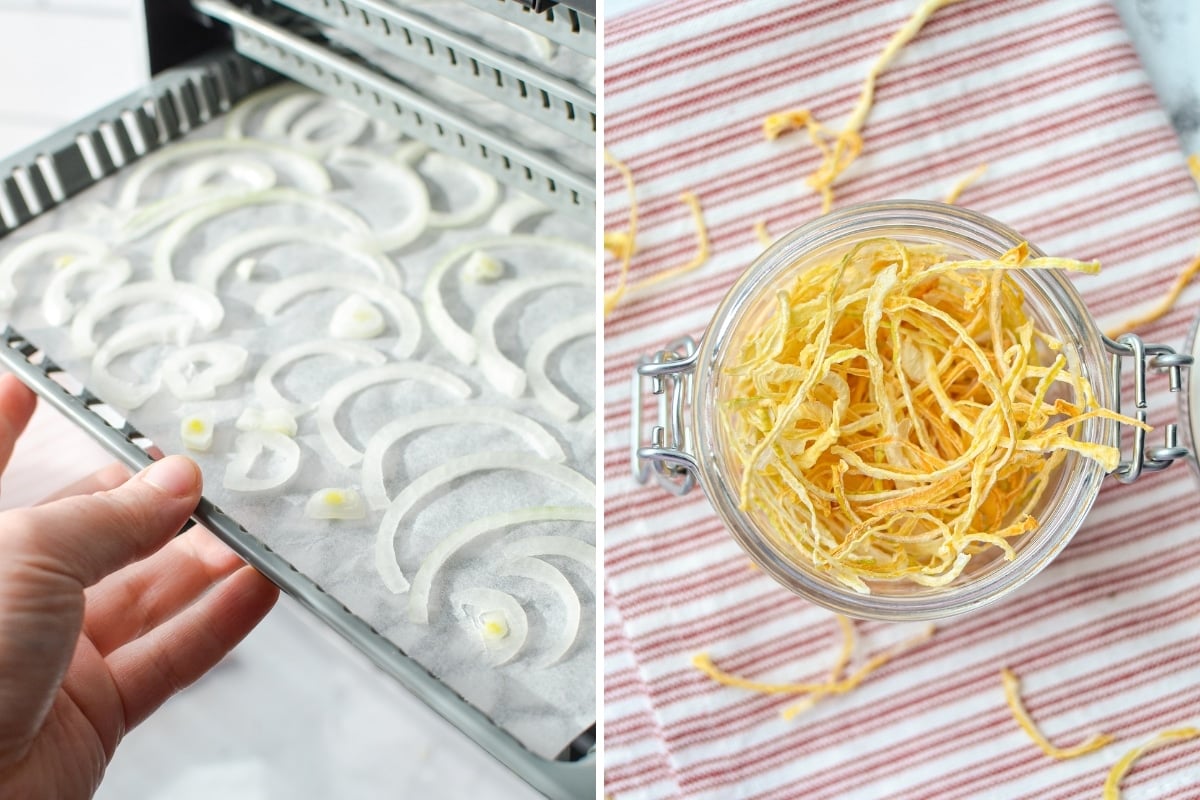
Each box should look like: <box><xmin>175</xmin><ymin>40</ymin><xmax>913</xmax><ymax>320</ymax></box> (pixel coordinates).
<box><xmin>603</xmin><ymin>1</ymin><xmax>1200</xmax><ymax>798</ymax></box>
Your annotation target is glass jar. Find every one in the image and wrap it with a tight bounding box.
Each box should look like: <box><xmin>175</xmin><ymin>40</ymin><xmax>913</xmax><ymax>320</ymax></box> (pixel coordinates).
<box><xmin>630</xmin><ymin>200</ymin><xmax>1193</xmax><ymax>621</ymax></box>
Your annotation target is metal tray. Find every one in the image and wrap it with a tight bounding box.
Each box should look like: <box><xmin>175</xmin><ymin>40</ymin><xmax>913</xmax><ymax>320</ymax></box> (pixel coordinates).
<box><xmin>194</xmin><ymin>0</ymin><xmax>594</xmax><ymax>216</ymax></box>
<box><xmin>0</xmin><ymin>51</ymin><xmax>593</xmax><ymax>800</ymax></box>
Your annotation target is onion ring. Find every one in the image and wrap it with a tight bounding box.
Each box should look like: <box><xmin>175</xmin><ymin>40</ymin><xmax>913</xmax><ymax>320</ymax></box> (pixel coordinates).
<box><xmin>90</xmin><ymin>315</ymin><xmax>195</xmax><ymax>410</ymax></box>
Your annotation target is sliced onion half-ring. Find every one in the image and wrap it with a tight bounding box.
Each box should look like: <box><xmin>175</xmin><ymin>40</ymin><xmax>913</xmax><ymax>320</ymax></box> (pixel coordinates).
<box><xmin>374</xmin><ymin>451</ymin><xmax>594</xmax><ymax>593</ymax></box>
<box><xmin>361</xmin><ymin>407</ymin><xmax>566</xmax><ymax>511</ymax></box>
<box><xmin>408</xmin><ymin>505</ymin><xmax>593</xmax><ymax>625</ymax></box>
<box><xmin>317</xmin><ymin>361</ymin><xmax>472</xmax><ymax>467</ymax></box>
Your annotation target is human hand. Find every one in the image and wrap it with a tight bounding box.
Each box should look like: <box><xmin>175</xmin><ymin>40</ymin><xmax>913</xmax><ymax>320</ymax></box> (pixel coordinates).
<box><xmin>0</xmin><ymin>375</ymin><xmax>280</xmax><ymax>799</ymax></box>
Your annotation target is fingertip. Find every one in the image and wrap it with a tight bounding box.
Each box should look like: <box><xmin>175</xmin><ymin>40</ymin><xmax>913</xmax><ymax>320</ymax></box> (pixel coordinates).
<box><xmin>139</xmin><ymin>455</ymin><xmax>201</xmax><ymax>499</ymax></box>
<box><xmin>0</xmin><ymin>371</ymin><xmax>36</xmax><ymax>423</ymax></box>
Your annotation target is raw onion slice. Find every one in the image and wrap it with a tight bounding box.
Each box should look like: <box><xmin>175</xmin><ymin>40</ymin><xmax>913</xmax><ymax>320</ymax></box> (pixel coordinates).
<box><xmin>394</xmin><ymin>140</ymin><xmax>427</xmax><ymax>164</ymax></box>
<box><xmin>501</xmin><ymin>557</ymin><xmax>579</xmax><ymax>666</ymax></box>
<box><xmin>473</xmin><ymin>271</ymin><xmax>591</xmax><ymax>397</ymax></box>
<box><xmin>305</xmin><ymin>487</ymin><xmax>367</xmax><ymax>520</ymax></box>
<box><xmin>451</xmin><ymin>587</ymin><xmax>527</xmax><ymax>666</ymax></box>
<box><xmin>329</xmin><ymin>294</ymin><xmax>386</xmax><ymax>339</ymax></box>
<box><xmin>180</xmin><ymin>412</ymin><xmax>215</xmax><ymax>452</ymax></box>
<box><xmin>254</xmin><ymin>340</ymin><xmax>387</xmax><ymax>415</ymax></box>
<box><xmin>161</xmin><ymin>342</ymin><xmax>249</xmax><ymax>400</ymax></box>
<box><xmin>422</xmin><ymin>235</ymin><xmax>591</xmax><ymax>364</ymax></box>
<box><xmin>488</xmin><ymin>194</ymin><xmax>549</xmax><ymax>234</ymax></box>
<box><xmin>502</xmin><ymin>535</ymin><xmax>596</xmax><ymax>567</ymax></box>
<box><xmin>461</xmin><ymin>250</ymin><xmax>504</xmax><ymax>283</ymax></box>
<box><xmin>153</xmin><ymin>189</ymin><xmax>370</xmax><ymax>282</ymax></box>
<box><xmin>329</xmin><ymin>147</ymin><xmax>431</xmax><ymax>251</ymax></box>
<box><xmin>43</xmin><ymin>255</ymin><xmax>132</xmax><ymax>326</ymax></box>
<box><xmin>374</xmin><ymin>452</ymin><xmax>594</xmax><ymax>593</ymax></box>
<box><xmin>318</xmin><ymin>362</ymin><xmax>472</xmax><ymax>467</ymax></box>
<box><xmin>0</xmin><ymin>231</ymin><xmax>110</xmax><ymax>308</ymax></box>
<box><xmin>223</xmin><ymin>431</ymin><xmax>301</xmax><ymax>493</ymax></box>
<box><xmin>90</xmin><ymin>315</ymin><xmax>195</xmax><ymax>410</ymax></box>
<box><xmin>408</xmin><ymin>506</ymin><xmax>593</xmax><ymax>625</ymax></box>
<box><xmin>71</xmin><ymin>282</ymin><xmax>222</xmax><ymax>356</ymax></box>
<box><xmin>260</xmin><ymin>93</ymin><xmax>323</xmax><ymax>139</ymax></box>
<box><xmin>236</xmin><ymin>406</ymin><xmax>298</xmax><ymax>437</ymax></box>
<box><xmin>422</xmin><ymin>151</ymin><xmax>499</xmax><ymax>228</ymax></box>
<box><xmin>256</xmin><ymin>272</ymin><xmax>421</xmax><ymax>358</ymax></box>
<box><xmin>178</xmin><ymin>156</ymin><xmax>277</xmax><ymax>194</ymax></box>
<box><xmin>117</xmin><ymin>140</ymin><xmax>330</xmax><ymax>211</ymax></box>
<box><xmin>223</xmin><ymin>83</ymin><xmax>312</xmax><ymax>139</ymax></box>
<box><xmin>289</xmin><ymin>104</ymin><xmax>370</xmax><ymax>154</ymax></box>
<box><xmin>193</xmin><ymin>225</ymin><xmax>400</xmax><ymax>292</ymax></box>
<box><xmin>362</xmin><ymin>409</ymin><xmax>566</xmax><ymax>510</ymax></box>
<box><xmin>524</xmin><ymin>312</ymin><xmax>595</xmax><ymax>420</ymax></box>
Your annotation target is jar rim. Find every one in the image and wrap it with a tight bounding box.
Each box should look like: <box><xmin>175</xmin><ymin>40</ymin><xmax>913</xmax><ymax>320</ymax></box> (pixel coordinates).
<box><xmin>689</xmin><ymin>200</ymin><xmax>1114</xmax><ymax>620</ymax></box>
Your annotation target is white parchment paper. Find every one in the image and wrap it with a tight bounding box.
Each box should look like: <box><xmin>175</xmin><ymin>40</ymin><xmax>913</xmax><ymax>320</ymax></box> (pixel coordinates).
<box><xmin>0</xmin><ymin>85</ymin><xmax>596</xmax><ymax>759</ymax></box>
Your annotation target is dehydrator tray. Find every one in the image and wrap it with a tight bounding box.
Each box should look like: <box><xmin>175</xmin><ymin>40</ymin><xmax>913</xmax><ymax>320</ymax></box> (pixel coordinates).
<box><xmin>0</xmin><ymin>50</ymin><xmax>595</xmax><ymax>800</ymax></box>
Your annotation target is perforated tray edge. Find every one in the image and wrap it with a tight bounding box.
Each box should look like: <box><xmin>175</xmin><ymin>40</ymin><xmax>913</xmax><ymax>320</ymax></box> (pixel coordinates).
<box><xmin>0</xmin><ymin>53</ymin><xmax>593</xmax><ymax>800</ymax></box>
<box><xmin>272</xmin><ymin>0</ymin><xmax>595</xmax><ymax>144</ymax></box>
<box><xmin>460</xmin><ymin>0</ymin><xmax>596</xmax><ymax>55</ymax></box>
<box><xmin>196</xmin><ymin>0</ymin><xmax>595</xmax><ymax>216</ymax></box>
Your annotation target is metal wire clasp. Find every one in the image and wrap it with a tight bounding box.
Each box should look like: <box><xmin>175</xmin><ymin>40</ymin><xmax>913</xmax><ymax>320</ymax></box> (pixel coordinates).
<box><xmin>1104</xmin><ymin>333</ymin><xmax>1193</xmax><ymax>483</ymax></box>
<box><xmin>630</xmin><ymin>336</ymin><xmax>700</xmax><ymax>495</ymax></box>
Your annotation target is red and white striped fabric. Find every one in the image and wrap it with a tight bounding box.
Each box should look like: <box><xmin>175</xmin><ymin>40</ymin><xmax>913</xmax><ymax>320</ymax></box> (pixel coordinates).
<box><xmin>602</xmin><ymin>1</ymin><xmax>1200</xmax><ymax>797</ymax></box>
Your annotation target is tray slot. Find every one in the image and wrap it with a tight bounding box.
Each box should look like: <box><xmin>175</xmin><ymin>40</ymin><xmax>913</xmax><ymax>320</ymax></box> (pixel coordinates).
<box><xmin>196</xmin><ymin>0</ymin><xmax>593</xmax><ymax>215</ymax></box>
<box><xmin>458</xmin><ymin>0</ymin><xmax>594</xmax><ymax>55</ymax></box>
<box><xmin>274</xmin><ymin>0</ymin><xmax>594</xmax><ymax>143</ymax></box>
<box><xmin>0</xmin><ymin>51</ymin><xmax>273</xmax><ymax>239</ymax></box>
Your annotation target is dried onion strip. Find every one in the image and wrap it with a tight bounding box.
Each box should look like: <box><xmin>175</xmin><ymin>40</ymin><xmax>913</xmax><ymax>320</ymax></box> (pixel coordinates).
<box><xmin>329</xmin><ymin>147</ymin><xmax>431</xmax><ymax>251</ymax></box>
<box><xmin>501</xmin><ymin>535</ymin><xmax>596</xmax><ymax>568</ymax></box>
<box><xmin>316</xmin><ymin>362</ymin><xmax>472</xmax><ymax>466</ymax></box>
<box><xmin>1103</xmin><ymin>727</ymin><xmax>1199</xmax><ymax>799</ymax></box>
<box><xmin>1000</xmin><ymin>668</ymin><xmax>1113</xmax><ymax>759</ymax></box>
<box><xmin>421</xmin><ymin>151</ymin><xmax>499</xmax><ymax>228</ymax></box>
<box><xmin>408</xmin><ymin>506</ymin><xmax>593</xmax><ymax>625</ymax></box>
<box><xmin>374</xmin><ymin>452</ymin><xmax>594</xmax><ymax>593</ymax></box>
<box><xmin>721</xmin><ymin>239</ymin><xmax>1131</xmax><ymax>591</ymax></box>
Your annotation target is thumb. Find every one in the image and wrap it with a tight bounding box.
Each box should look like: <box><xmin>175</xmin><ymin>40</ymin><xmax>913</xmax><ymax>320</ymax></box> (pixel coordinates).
<box><xmin>0</xmin><ymin>456</ymin><xmax>200</xmax><ymax>761</ymax></box>
<box><xmin>3</xmin><ymin>455</ymin><xmax>201</xmax><ymax>590</ymax></box>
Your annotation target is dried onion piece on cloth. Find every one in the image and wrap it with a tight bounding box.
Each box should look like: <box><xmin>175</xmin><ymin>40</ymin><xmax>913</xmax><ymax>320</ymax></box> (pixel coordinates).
<box><xmin>720</xmin><ymin>239</ymin><xmax>1144</xmax><ymax>593</ymax></box>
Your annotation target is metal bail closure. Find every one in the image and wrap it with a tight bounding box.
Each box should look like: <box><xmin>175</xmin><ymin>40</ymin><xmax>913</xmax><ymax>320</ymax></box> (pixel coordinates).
<box><xmin>631</xmin><ymin>336</ymin><xmax>699</xmax><ymax>495</ymax></box>
<box><xmin>1104</xmin><ymin>333</ymin><xmax>1193</xmax><ymax>483</ymax></box>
